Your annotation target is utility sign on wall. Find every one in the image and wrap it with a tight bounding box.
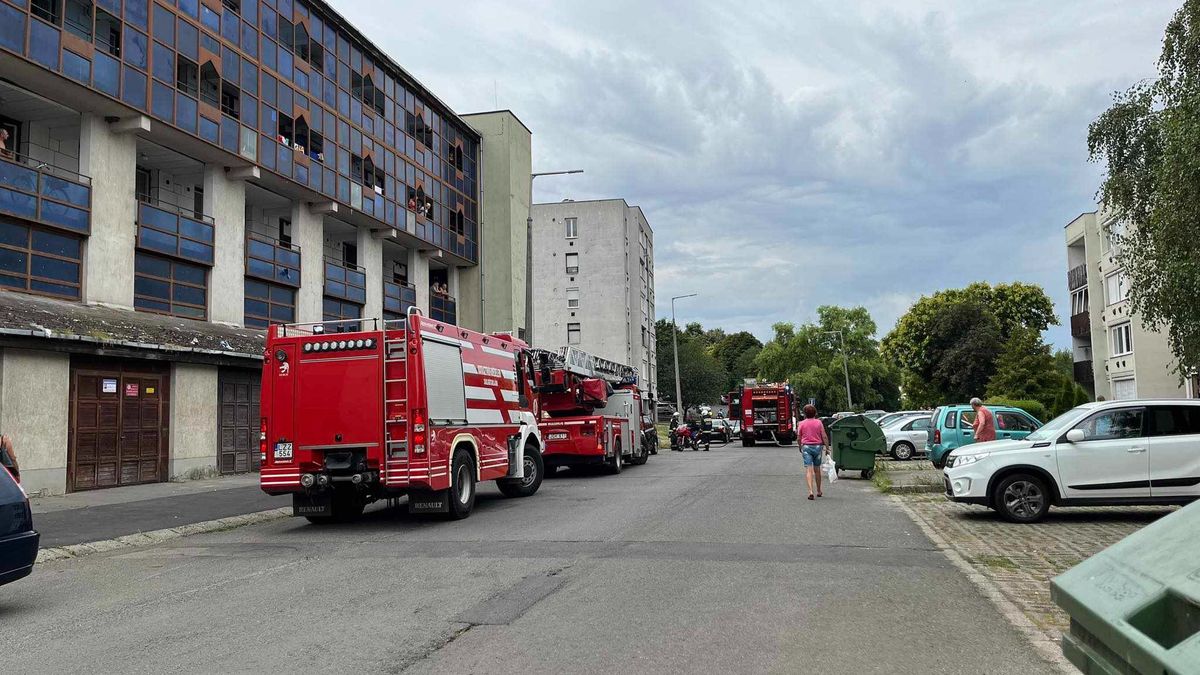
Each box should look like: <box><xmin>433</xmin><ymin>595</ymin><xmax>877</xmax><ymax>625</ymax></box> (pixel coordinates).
<box><xmin>102</xmin><ymin>379</ymin><xmax>118</xmax><ymax>394</ymax></box>
<box><xmin>125</xmin><ymin>383</ymin><xmax>139</xmax><ymax>397</ymax></box>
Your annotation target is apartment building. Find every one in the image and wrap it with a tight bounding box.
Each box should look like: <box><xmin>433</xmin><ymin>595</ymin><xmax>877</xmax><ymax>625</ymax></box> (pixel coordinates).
<box><xmin>0</xmin><ymin>0</ymin><xmax>481</xmax><ymax>494</ymax></box>
<box><xmin>1065</xmin><ymin>210</ymin><xmax>1188</xmax><ymax>400</ymax></box>
<box><xmin>530</xmin><ymin>199</ymin><xmax>656</xmax><ymax>396</ymax></box>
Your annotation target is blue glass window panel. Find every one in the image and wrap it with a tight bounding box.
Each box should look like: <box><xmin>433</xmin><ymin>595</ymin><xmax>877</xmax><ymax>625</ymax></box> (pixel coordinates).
<box><xmin>347</xmin><ymin>286</ymin><xmax>365</xmax><ymax>303</ymax></box>
<box><xmin>201</xmin><ymin>5</ymin><xmax>219</xmax><ymax>32</ymax></box>
<box><xmin>151</xmin><ymin>80</ymin><xmax>173</xmax><ymax>121</ymax></box>
<box><xmin>93</xmin><ymin>52</ymin><xmax>120</xmax><ymax>97</ymax></box>
<box><xmin>277</xmin><ymin>248</ymin><xmax>299</xmax><ymax>268</ymax></box>
<box><xmin>261</xmin><ymin>74</ymin><xmax>275</xmax><ymax>105</ymax></box>
<box><xmin>41</xmin><ymin>176</ymin><xmax>89</xmax><ymax>207</ymax></box>
<box><xmin>242</xmin><ymin>0</ymin><xmax>256</xmax><ymax>23</ymax></box>
<box><xmin>122</xmin><ymin>66</ymin><xmax>147</xmax><ymax>108</ymax></box>
<box><xmin>0</xmin><ymin>248</ymin><xmax>26</xmax><ymax>274</ymax></box>
<box><xmin>40</xmin><ymin>202</ymin><xmax>90</xmax><ymax>233</ymax></box>
<box><xmin>199</xmin><ymin>115</ymin><xmax>218</xmax><ymax>143</ymax></box>
<box><xmin>261</xmin><ymin>36</ymin><xmax>275</xmax><ymax>70</ymax></box>
<box><xmin>278</xmin><ymin>83</ymin><xmax>291</xmax><ymax>111</ymax></box>
<box><xmin>240</xmin><ymin>61</ymin><xmax>257</xmax><ymax>95</ymax></box>
<box><xmin>322</xmin><ymin>168</ymin><xmax>334</xmax><ymax>195</ymax></box>
<box><xmin>97</xmin><ymin>0</ymin><xmax>120</xmax><ymax>14</ymax></box>
<box><xmin>308</xmin><ymin>70</ymin><xmax>321</xmax><ymax>98</ymax></box>
<box><xmin>139</xmin><ymin>226</ymin><xmax>177</xmax><ymax>254</ymax></box>
<box><xmin>0</xmin><ymin>222</ymin><xmax>28</xmax><ymax>247</ymax></box>
<box><xmin>32</xmin><ymin>255</ymin><xmax>80</xmax><ymax>283</ymax></box>
<box><xmin>139</xmin><ymin>203</ymin><xmax>177</xmax><ymax>231</ymax></box>
<box><xmin>324</xmin><ymin>262</ymin><xmax>344</xmax><ymax>283</ymax></box>
<box><xmin>135</xmin><ymin>251</ymin><xmax>169</xmax><ymax>276</ymax></box>
<box><xmin>178</xmin><ymin>239</ymin><xmax>212</xmax><ymax>264</ymax></box>
<box><xmin>200</xmin><ymin>31</ymin><xmax>218</xmax><ymax>54</ymax></box>
<box><xmin>245</xmin><ymin>278</ymin><xmax>268</xmax><ymax>299</ymax></box>
<box><xmin>126</xmin><ymin>0</ymin><xmax>147</xmax><ymax>28</ymax></box>
<box><xmin>152</xmin><ymin>42</ymin><xmax>173</xmax><ymax>83</ymax></box>
<box><xmin>325</xmin><ymin>280</ymin><xmax>344</xmax><ymax>298</ymax></box>
<box><xmin>278</xmin><ymin>46</ymin><xmax>291</xmax><ymax>76</ymax></box>
<box><xmin>259</xmin><ymin>135</ymin><xmax>275</xmax><ymax>170</ymax></box>
<box><xmin>179</xmin><ymin>218</ymin><xmax>212</xmax><ymax>242</ymax></box>
<box><xmin>247</xmin><ymin>257</ymin><xmax>272</xmax><ymax>279</ymax></box>
<box><xmin>174</xmin><ymin>260</ymin><xmax>205</xmax><ymax>284</ymax></box>
<box><xmin>32</xmin><ymin>227</ymin><xmax>81</xmax><ymax>258</ymax></box>
<box><xmin>278</xmin><ymin>0</ymin><xmax>291</xmax><ymax>18</ymax></box>
<box><xmin>294</xmin><ymin>162</ymin><xmax>307</xmax><ymax>186</ymax></box>
<box><xmin>0</xmin><ymin>161</ymin><xmax>37</xmax><ymax>194</ymax></box>
<box><xmin>152</xmin><ymin>4</ymin><xmax>174</xmax><ymax>43</ymax></box>
<box><xmin>0</xmin><ymin>188</ymin><xmax>36</xmax><ymax>218</ymax></box>
<box><xmin>126</xmin><ymin>27</ymin><xmax>148</xmax><ymax>68</ymax></box>
<box><xmin>222</xmin><ymin>47</ymin><xmax>239</xmax><ymax>82</ymax></box>
<box><xmin>269</xmin><ymin>301</ymin><xmax>292</xmax><ymax>322</ymax></box>
<box><xmin>135</xmin><ymin>274</ymin><xmax>169</xmax><ymax>298</ymax></box>
<box><xmin>323</xmin><ymin>78</ymin><xmax>335</xmax><ymax>107</ymax></box>
<box><xmin>337</xmin><ymin>90</ymin><xmax>349</xmax><ymax>116</ymax></box>
<box><xmin>178</xmin><ymin>0</ymin><xmax>198</xmax><ymax>19</ymax></box>
<box><xmin>261</xmin><ymin>8</ymin><xmax>276</xmax><ymax>38</ymax></box>
<box><xmin>276</xmin><ymin>142</ymin><xmax>291</xmax><ymax>176</ymax></box>
<box><xmin>29</xmin><ymin>21</ymin><xmax>61</xmax><ymax>70</ymax></box>
<box><xmin>176</xmin><ymin>19</ymin><xmax>197</xmax><ymax>60</ymax></box>
<box><xmin>293</xmin><ymin>66</ymin><xmax>306</xmax><ymax>91</ymax></box>
<box><xmin>337</xmin><ymin>177</ymin><xmax>349</xmax><ymax>203</ymax></box>
<box><xmin>0</xmin><ymin>4</ymin><xmax>26</xmax><ymax>53</ymax></box>
<box><xmin>244</xmin><ymin>298</ymin><xmax>268</xmax><ymax>319</ymax></box>
<box><xmin>176</xmin><ymin>94</ymin><xmax>197</xmax><ymax>133</ymax></box>
<box><xmin>221</xmin><ymin>9</ymin><xmax>239</xmax><ymax>44</ymax></box>
<box><xmin>247</xmin><ymin>239</ymin><xmax>273</xmax><ymax>260</ymax></box>
<box><xmin>241</xmin><ymin>22</ymin><xmax>257</xmax><ymax>58</ymax></box>
<box><xmin>221</xmin><ymin>115</ymin><xmax>238</xmax><ymax>152</ymax></box>
<box><xmin>241</xmin><ymin>96</ymin><xmax>257</xmax><ymax>127</ymax></box>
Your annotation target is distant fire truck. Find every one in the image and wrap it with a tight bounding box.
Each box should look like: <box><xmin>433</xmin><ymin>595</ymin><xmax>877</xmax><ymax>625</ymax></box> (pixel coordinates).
<box><xmin>727</xmin><ymin>381</ymin><xmax>796</xmax><ymax>446</ymax></box>
<box><xmin>532</xmin><ymin>347</ymin><xmax>649</xmax><ymax>474</ymax></box>
<box><xmin>259</xmin><ymin>312</ymin><xmax>544</xmax><ymax>522</ymax></box>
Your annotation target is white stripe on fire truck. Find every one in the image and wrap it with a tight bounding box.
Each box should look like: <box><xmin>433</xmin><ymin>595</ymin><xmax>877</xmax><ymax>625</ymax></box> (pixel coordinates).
<box><xmin>500</xmin><ymin>389</ymin><xmax>519</xmax><ymax>402</ymax></box>
<box><xmin>466</xmin><ymin>408</ymin><xmax>505</xmax><ymax>425</ymax></box>
<box><xmin>464</xmin><ymin>385</ymin><xmax>498</xmax><ymax>401</ymax></box>
<box><xmin>480</xmin><ymin>345</ymin><xmax>514</xmax><ymax>358</ymax></box>
<box><xmin>419</xmin><ymin>331</ymin><xmax>475</xmax><ymax>349</ymax></box>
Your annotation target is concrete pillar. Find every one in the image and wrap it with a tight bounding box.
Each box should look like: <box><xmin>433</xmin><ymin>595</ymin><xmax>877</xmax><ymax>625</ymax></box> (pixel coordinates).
<box><xmin>0</xmin><ymin>349</ymin><xmax>70</xmax><ymax>495</ymax></box>
<box><xmin>204</xmin><ymin>166</ymin><xmax>246</xmax><ymax>326</ymax></box>
<box><xmin>457</xmin><ymin>265</ymin><xmax>483</xmax><ymax>332</ymax></box>
<box><xmin>78</xmin><ymin>113</ymin><xmax>137</xmax><ymax>309</ymax></box>
<box><xmin>295</xmin><ymin>203</ymin><xmax>324</xmax><ymax>323</ymax></box>
<box><xmin>358</xmin><ymin>227</ymin><xmax>383</xmax><ymax>320</ymax></box>
<box><xmin>412</xmin><ymin>250</ymin><xmax>431</xmax><ymax>314</ymax></box>
<box><xmin>168</xmin><ymin>363</ymin><xmax>219</xmax><ymax>479</ymax></box>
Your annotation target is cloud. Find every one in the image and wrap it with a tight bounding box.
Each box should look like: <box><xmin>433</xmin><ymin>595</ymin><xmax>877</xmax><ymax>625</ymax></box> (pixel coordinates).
<box><xmin>335</xmin><ymin>0</ymin><xmax>1178</xmax><ymax>348</ymax></box>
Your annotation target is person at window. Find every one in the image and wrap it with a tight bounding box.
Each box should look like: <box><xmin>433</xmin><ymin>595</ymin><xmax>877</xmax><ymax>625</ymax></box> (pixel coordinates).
<box><xmin>970</xmin><ymin>397</ymin><xmax>995</xmax><ymax>442</ymax></box>
<box><xmin>407</xmin><ymin>197</ymin><xmax>416</xmax><ymax>211</ymax></box>
<box><xmin>425</xmin><ymin>200</ymin><xmax>434</xmax><ymax>218</ymax></box>
<box><xmin>0</xmin><ymin>129</ymin><xmax>11</xmax><ymax>159</ymax></box>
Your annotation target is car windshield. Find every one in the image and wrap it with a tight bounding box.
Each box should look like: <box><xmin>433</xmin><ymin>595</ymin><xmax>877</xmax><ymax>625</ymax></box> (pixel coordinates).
<box><xmin>881</xmin><ymin>415</ymin><xmax>917</xmax><ymax>429</ymax></box>
<box><xmin>1023</xmin><ymin>406</ymin><xmax>1092</xmax><ymax>442</ymax></box>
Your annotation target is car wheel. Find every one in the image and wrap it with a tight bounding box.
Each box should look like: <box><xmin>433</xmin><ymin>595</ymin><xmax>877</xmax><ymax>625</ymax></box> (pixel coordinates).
<box><xmin>992</xmin><ymin>473</ymin><xmax>1051</xmax><ymax>523</ymax></box>
<box><xmin>891</xmin><ymin>442</ymin><xmax>915</xmax><ymax>461</ymax></box>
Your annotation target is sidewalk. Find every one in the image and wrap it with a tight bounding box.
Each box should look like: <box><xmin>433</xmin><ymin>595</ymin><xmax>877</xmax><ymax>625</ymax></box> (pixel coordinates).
<box><xmin>30</xmin><ymin>474</ymin><xmax>287</xmax><ymax>549</ymax></box>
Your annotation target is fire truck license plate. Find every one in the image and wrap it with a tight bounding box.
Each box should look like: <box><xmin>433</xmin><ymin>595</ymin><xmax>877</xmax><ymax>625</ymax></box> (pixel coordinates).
<box><xmin>273</xmin><ymin>442</ymin><xmax>293</xmax><ymax>460</ymax></box>
<box><xmin>546</xmin><ymin>432</ymin><xmax>568</xmax><ymax>441</ymax></box>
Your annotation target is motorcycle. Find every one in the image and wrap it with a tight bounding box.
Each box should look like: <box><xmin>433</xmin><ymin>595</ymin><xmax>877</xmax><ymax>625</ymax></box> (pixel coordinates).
<box><xmin>671</xmin><ymin>423</ymin><xmax>699</xmax><ymax>452</ymax></box>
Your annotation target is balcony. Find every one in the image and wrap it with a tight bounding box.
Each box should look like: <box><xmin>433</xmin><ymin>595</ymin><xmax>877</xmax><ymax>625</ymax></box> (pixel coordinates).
<box><xmin>384</xmin><ymin>280</ymin><xmax>417</xmax><ymax>319</ymax></box>
<box><xmin>1073</xmin><ymin>360</ymin><xmax>1094</xmax><ymax>387</ymax></box>
<box><xmin>245</xmin><ymin>232</ymin><xmax>301</xmax><ymax>288</ymax></box>
<box><xmin>1067</xmin><ymin>264</ymin><xmax>1088</xmax><ymax>291</ymax></box>
<box><xmin>135</xmin><ymin>196</ymin><xmax>215</xmax><ymax>265</ymax></box>
<box><xmin>323</xmin><ymin>257</ymin><xmax>366</xmax><ymax>304</ymax></box>
<box><xmin>431</xmin><ymin>291</ymin><xmax>457</xmax><ymax>325</ymax></box>
<box><xmin>0</xmin><ymin>150</ymin><xmax>92</xmax><ymax>234</ymax></box>
<box><xmin>1070</xmin><ymin>311</ymin><xmax>1091</xmax><ymax>338</ymax></box>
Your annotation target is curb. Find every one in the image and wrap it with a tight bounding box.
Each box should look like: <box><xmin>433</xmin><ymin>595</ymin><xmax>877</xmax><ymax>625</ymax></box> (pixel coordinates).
<box><xmin>36</xmin><ymin>507</ymin><xmax>292</xmax><ymax>563</ymax></box>
<box><xmin>889</xmin><ymin>494</ymin><xmax>1074</xmax><ymax>675</ymax></box>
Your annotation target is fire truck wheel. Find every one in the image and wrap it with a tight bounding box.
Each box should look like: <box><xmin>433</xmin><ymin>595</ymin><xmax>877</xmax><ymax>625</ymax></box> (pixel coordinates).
<box><xmin>630</xmin><ymin>437</ymin><xmax>649</xmax><ymax>466</ymax></box>
<box><xmin>448</xmin><ymin>448</ymin><xmax>477</xmax><ymax>520</ymax></box>
<box><xmin>498</xmin><ymin>444</ymin><xmax>544</xmax><ymax>498</ymax></box>
<box><xmin>606</xmin><ymin>441</ymin><xmax>623</xmax><ymax>475</ymax></box>
<box><xmin>742</xmin><ymin>436</ymin><xmax>756</xmax><ymax>448</ymax></box>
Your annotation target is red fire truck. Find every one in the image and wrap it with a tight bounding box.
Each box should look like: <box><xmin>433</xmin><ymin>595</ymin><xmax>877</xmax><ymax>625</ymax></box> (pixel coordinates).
<box><xmin>727</xmin><ymin>381</ymin><xmax>796</xmax><ymax>447</ymax></box>
<box><xmin>533</xmin><ymin>347</ymin><xmax>649</xmax><ymax>474</ymax></box>
<box><xmin>258</xmin><ymin>312</ymin><xmax>544</xmax><ymax>522</ymax></box>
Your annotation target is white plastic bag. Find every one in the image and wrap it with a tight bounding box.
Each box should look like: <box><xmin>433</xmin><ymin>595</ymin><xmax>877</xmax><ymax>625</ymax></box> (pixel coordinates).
<box><xmin>822</xmin><ymin>453</ymin><xmax>838</xmax><ymax>483</ymax></box>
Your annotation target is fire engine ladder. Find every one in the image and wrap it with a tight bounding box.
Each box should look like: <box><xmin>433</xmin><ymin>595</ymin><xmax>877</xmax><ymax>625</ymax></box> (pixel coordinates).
<box><xmin>382</xmin><ymin>314</ymin><xmax>412</xmax><ymax>485</ymax></box>
<box><xmin>529</xmin><ymin>346</ymin><xmax>638</xmax><ymax>386</ymax></box>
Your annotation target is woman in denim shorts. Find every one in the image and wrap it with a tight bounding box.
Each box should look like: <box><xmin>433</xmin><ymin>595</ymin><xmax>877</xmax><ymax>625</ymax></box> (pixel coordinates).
<box><xmin>796</xmin><ymin>405</ymin><xmax>830</xmax><ymax>500</ymax></box>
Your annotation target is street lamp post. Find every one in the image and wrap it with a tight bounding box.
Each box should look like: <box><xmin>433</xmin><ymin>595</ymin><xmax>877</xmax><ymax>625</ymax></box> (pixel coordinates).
<box><xmin>526</xmin><ymin>170</ymin><xmax>583</xmax><ymax>344</ymax></box>
<box><xmin>824</xmin><ymin>330</ymin><xmax>853</xmax><ymax>411</ymax></box>
<box><xmin>671</xmin><ymin>293</ymin><xmax>697</xmax><ymax>418</ymax></box>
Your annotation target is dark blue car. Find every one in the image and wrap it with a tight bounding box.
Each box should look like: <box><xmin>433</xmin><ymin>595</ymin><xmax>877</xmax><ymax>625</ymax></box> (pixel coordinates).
<box><xmin>0</xmin><ymin>467</ymin><xmax>38</xmax><ymax>586</ymax></box>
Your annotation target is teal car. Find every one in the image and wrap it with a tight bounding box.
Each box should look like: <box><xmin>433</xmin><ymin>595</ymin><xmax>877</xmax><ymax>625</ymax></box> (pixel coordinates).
<box><xmin>925</xmin><ymin>404</ymin><xmax>1042</xmax><ymax>468</ymax></box>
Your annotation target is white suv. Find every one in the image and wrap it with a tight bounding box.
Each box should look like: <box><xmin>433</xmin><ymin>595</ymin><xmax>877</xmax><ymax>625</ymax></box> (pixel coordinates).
<box><xmin>943</xmin><ymin>399</ymin><xmax>1200</xmax><ymax>523</ymax></box>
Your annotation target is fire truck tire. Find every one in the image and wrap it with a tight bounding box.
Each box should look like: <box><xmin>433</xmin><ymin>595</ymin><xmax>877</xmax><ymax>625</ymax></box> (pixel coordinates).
<box><xmin>498</xmin><ymin>444</ymin><xmax>544</xmax><ymax>498</ymax></box>
<box><xmin>448</xmin><ymin>448</ymin><xmax>477</xmax><ymax>520</ymax></box>
<box><xmin>630</xmin><ymin>437</ymin><xmax>649</xmax><ymax>465</ymax></box>
<box><xmin>607</xmin><ymin>441</ymin><xmax>623</xmax><ymax>475</ymax></box>
<box><xmin>742</xmin><ymin>436</ymin><xmax>756</xmax><ymax>447</ymax></box>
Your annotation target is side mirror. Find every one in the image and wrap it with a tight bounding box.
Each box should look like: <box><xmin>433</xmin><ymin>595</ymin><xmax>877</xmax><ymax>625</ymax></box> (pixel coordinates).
<box><xmin>1065</xmin><ymin>429</ymin><xmax>1086</xmax><ymax>443</ymax></box>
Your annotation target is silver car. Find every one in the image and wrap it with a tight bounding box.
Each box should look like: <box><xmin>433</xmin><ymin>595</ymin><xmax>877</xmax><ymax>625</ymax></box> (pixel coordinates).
<box><xmin>882</xmin><ymin>414</ymin><xmax>931</xmax><ymax>460</ymax></box>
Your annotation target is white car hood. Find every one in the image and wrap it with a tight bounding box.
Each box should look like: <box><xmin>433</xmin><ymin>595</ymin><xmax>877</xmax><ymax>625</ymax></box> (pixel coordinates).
<box><xmin>952</xmin><ymin>439</ymin><xmax>1033</xmax><ymax>456</ymax></box>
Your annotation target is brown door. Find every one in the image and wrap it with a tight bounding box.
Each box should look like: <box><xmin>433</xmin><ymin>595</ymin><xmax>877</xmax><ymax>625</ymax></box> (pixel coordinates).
<box><xmin>218</xmin><ymin>369</ymin><xmax>261</xmax><ymax>474</ymax></box>
<box><xmin>69</xmin><ymin>364</ymin><xmax>169</xmax><ymax>491</ymax></box>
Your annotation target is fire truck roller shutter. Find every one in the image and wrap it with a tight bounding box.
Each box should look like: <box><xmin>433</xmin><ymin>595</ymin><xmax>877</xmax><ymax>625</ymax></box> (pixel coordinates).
<box><xmin>422</xmin><ymin>339</ymin><xmax>468</xmax><ymax>424</ymax></box>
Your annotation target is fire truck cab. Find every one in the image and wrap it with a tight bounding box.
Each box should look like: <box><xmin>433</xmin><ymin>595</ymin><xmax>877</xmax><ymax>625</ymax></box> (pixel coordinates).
<box><xmin>728</xmin><ymin>382</ymin><xmax>796</xmax><ymax>447</ymax></box>
<box><xmin>259</xmin><ymin>312</ymin><xmax>544</xmax><ymax>522</ymax></box>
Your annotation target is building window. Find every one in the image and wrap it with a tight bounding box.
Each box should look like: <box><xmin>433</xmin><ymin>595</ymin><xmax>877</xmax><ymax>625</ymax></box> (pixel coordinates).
<box><xmin>1105</xmin><ymin>273</ymin><xmax>1128</xmax><ymax>305</ymax></box>
<box><xmin>278</xmin><ymin>218</ymin><xmax>292</xmax><ymax>246</ymax></box>
<box><xmin>32</xmin><ymin>0</ymin><xmax>62</xmax><ymax>25</ymax></box>
<box><xmin>176</xmin><ymin>56</ymin><xmax>199</xmax><ymax>98</ymax></box>
<box><xmin>1071</xmin><ymin>287</ymin><xmax>1088</xmax><ymax>315</ymax></box>
<box><xmin>95</xmin><ymin>9</ymin><xmax>121</xmax><ymax>56</ymax></box>
<box><xmin>244</xmin><ymin>278</ymin><xmax>295</xmax><ymax>328</ymax></box>
<box><xmin>566</xmin><ymin>287</ymin><xmax>579</xmax><ymax>308</ymax></box>
<box><xmin>134</xmin><ymin>252</ymin><xmax>207</xmax><ymax>319</ymax></box>
<box><xmin>565</xmin><ymin>252</ymin><xmax>579</xmax><ymax>274</ymax></box>
<box><xmin>0</xmin><ymin>219</ymin><xmax>83</xmax><ymax>300</ymax></box>
<box><xmin>1111</xmin><ymin>322</ymin><xmax>1133</xmax><ymax>356</ymax></box>
<box><xmin>567</xmin><ymin>322</ymin><xmax>581</xmax><ymax>345</ymax></box>
<box><xmin>322</xmin><ymin>297</ymin><xmax>361</xmax><ymax>330</ymax></box>
<box><xmin>64</xmin><ymin>0</ymin><xmax>92</xmax><ymax>39</ymax></box>
<box><xmin>565</xmin><ymin>217</ymin><xmax>577</xmax><ymax>238</ymax></box>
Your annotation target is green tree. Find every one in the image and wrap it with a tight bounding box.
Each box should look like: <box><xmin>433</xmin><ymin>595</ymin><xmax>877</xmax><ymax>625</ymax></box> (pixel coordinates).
<box><xmin>986</xmin><ymin>327</ymin><xmax>1063</xmax><ymax>411</ymax></box>
<box><xmin>1087</xmin><ymin>0</ymin><xmax>1200</xmax><ymax>377</ymax></box>
<box><xmin>1053</xmin><ymin>350</ymin><xmax>1073</xmax><ymax>380</ymax></box>
<box><xmin>654</xmin><ymin>319</ymin><xmax>729</xmax><ymax>411</ymax></box>
<box><xmin>711</xmin><ymin>331</ymin><xmax>763</xmax><ymax>389</ymax></box>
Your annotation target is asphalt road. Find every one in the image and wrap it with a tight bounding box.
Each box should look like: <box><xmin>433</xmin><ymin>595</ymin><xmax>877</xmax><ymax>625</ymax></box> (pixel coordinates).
<box><xmin>0</xmin><ymin>445</ymin><xmax>1055</xmax><ymax>674</ymax></box>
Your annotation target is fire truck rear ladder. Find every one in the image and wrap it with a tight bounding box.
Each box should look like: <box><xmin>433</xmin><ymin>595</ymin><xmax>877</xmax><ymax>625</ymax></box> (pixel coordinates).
<box><xmin>382</xmin><ymin>315</ymin><xmax>412</xmax><ymax>486</ymax></box>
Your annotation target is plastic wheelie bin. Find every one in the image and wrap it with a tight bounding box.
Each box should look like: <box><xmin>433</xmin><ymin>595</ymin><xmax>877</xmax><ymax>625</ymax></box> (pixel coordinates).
<box><xmin>1051</xmin><ymin>500</ymin><xmax>1200</xmax><ymax>674</ymax></box>
<box><xmin>828</xmin><ymin>415</ymin><xmax>884</xmax><ymax>479</ymax></box>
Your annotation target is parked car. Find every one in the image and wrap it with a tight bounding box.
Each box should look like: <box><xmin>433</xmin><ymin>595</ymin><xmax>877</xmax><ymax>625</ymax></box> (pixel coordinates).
<box><xmin>926</xmin><ymin>404</ymin><xmax>1042</xmax><ymax>469</ymax></box>
<box><xmin>862</xmin><ymin>410</ymin><xmax>887</xmax><ymax>421</ymax></box>
<box><xmin>876</xmin><ymin>410</ymin><xmax>930</xmax><ymax>428</ymax></box>
<box><xmin>707</xmin><ymin>418</ymin><xmax>734</xmax><ymax>444</ymax></box>
<box><xmin>944</xmin><ymin>399</ymin><xmax>1200</xmax><ymax>523</ymax></box>
<box><xmin>881</xmin><ymin>414</ymin><xmax>931</xmax><ymax>460</ymax></box>
<box><xmin>0</xmin><ymin>466</ymin><xmax>38</xmax><ymax>587</ymax></box>
<box><xmin>656</xmin><ymin>402</ymin><xmax>678</xmax><ymax>423</ymax></box>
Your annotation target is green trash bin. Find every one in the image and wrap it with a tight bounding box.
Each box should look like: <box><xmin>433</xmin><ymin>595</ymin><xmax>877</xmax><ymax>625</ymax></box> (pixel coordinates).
<box><xmin>828</xmin><ymin>415</ymin><xmax>884</xmax><ymax>479</ymax></box>
<box><xmin>1051</xmin><ymin>501</ymin><xmax>1200</xmax><ymax>674</ymax></box>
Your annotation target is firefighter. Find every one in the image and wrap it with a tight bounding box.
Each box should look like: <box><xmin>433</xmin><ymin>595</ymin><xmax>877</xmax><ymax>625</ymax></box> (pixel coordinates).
<box><xmin>699</xmin><ymin>411</ymin><xmax>714</xmax><ymax>451</ymax></box>
<box><xmin>669</xmin><ymin>412</ymin><xmax>683</xmax><ymax>451</ymax></box>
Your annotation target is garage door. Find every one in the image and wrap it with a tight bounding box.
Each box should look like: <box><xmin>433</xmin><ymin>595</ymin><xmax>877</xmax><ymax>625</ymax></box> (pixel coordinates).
<box><xmin>70</xmin><ymin>366</ymin><xmax>169</xmax><ymax>491</ymax></box>
<box><xmin>1112</xmin><ymin>378</ymin><xmax>1137</xmax><ymax>401</ymax></box>
<box><xmin>219</xmin><ymin>369</ymin><xmax>261</xmax><ymax>474</ymax></box>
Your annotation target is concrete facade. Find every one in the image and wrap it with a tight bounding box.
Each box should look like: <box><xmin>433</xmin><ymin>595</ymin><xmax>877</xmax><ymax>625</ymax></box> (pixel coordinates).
<box><xmin>1065</xmin><ymin>209</ymin><xmax>1188</xmax><ymax>400</ymax></box>
<box><xmin>168</xmin><ymin>363</ymin><xmax>220</xmax><ymax>479</ymax></box>
<box><xmin>205</xmin><ymin>167</ymin><xmax>248</xmax><ymax>326</ymax></box>
<box><xmin>530</xmin><ymin>199</ymin><xmax>656</xmax><ymax>395</ymax></box>
<box><xmin>0</xmin><ymin>349</ymin><xmax>70</xmax><ymax>495</ymax></box>
<box><xmin>79</xmin><ymin>113</ymin><xmax>138</xmax><ymax>309</ymax></box>
<box><xmin>462</xmin><ymin>111</ymin><xmax>533</xmax><ymax>337</ymax></box>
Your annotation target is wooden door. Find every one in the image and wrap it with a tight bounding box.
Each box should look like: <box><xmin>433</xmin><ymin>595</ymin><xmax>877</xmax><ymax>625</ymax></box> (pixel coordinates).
<box><xmin>69</xmin><ymin>364</ymin><xmax>169</xmax><ymax>491</ymax></box>
<box><xmin>218</xmin><ymin>369</ymin><xmax>260</xmax><ymax>474</ymax></box>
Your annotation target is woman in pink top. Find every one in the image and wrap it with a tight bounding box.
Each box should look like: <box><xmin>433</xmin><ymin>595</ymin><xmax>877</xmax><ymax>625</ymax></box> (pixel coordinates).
<box><xmin>797</xmin><ymin>404</ymin><xmax>830</xmax><ymax>500</ymax></box>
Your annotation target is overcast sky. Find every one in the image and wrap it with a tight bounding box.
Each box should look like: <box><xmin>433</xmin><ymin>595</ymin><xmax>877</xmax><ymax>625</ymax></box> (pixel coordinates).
<box><xmin>336</xmin><ymin>0</ymin><xmax>1178</xmax><ymax>348</ymax></box>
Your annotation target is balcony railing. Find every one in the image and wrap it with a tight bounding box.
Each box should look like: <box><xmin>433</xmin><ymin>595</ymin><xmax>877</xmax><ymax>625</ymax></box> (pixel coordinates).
<box><xmin>1067</xmin><ymin>264</ymin><xmax>1088</xmax><ymax>291</ymax></box>
<box><xmin>1070</xmin><ymin>311</ymin><xmax>1091</xmax><ymax>338</ymax></box>
<box><xmin>135</xmin><ymin>195</ymin><xmax>215</xmax><ymax>266</ymax></box>
<box><xmin>246</xmin><ymin>232</ymin><xmax>301</xmax><ymax>287</ymax></box>
<box><xmin>324</xmin><ymin>257</ymin><xmax>366</xmax><ymax>304</ymax></box>
<box><xmin>1073</xmin><ymin>360</ymin><xmax>1094</xmax><ymax>387</ymax></box>
<box><xmin>0</xmin><ymin>150</ymin><xmax>92</xmax><ymax>235</ymax></box>
<box><xmin>384</xmin><ymin>280</ymin><xmax>417</xmax><ymax>318</ymax></box>
<box><xmin>431</xmin><ymin>291</ymin><xmax>457</xmax><ymax>325</ymax></box>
